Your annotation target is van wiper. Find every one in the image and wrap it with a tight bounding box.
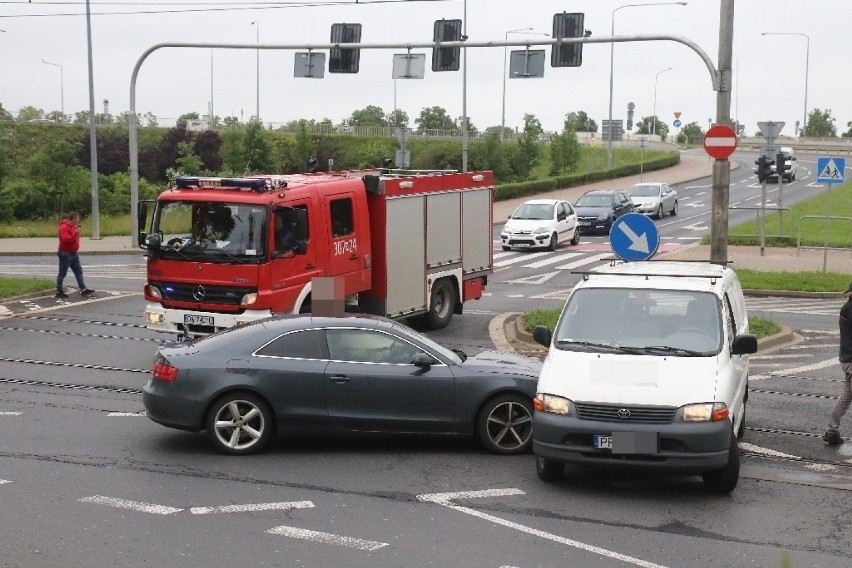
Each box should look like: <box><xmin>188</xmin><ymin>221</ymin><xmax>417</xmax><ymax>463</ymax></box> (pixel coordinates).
<box><xmin>555</xmin><ymin>340</ymin><xmax>625</xmax><ymax>352</ymax></box>
<box><xmin>642</xmin><ymin>345</ymin><xmax>708</xmax><ymax>357</ymax></box>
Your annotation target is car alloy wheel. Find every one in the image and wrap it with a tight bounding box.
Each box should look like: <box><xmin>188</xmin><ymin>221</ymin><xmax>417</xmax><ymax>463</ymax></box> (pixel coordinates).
<box><xmin>476</xmin><ymin>394</ymin><xmax>533</xmax><ymax>454</ymax></box>
<box><xmin>206</xmin><ymin>392</ymin><xmax>273</xmax><ymax>455</ymax></box>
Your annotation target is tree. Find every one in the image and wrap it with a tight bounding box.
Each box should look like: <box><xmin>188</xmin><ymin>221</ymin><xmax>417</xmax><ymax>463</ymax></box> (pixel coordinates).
<box><xmin>45</xmin><ymin>111</ymin><xmax>66</xmax><ymax>123</ymax></box>
<box><xmin>78</xmin><ymin>127</ymin><xmax>128</xmax><ymax>175</ymax></box>
<box><xmin>550</xmin><ymin>124</ymin><xmax>581</xmax><ymax>176</ymax></box>
<box><xmin>222</xmin><ymin>116</ymin><xmax>240</xmax><ymax>129</ymax></box>
<box><xmin>805</xmin><ymin>108</ymin><xmax>837</xmax><ymax>137</ymax></box>
<box><xmin>73</xmin><ymin>111</ymin><xmax>89</xmax><ymax>125</ymax></box>
<box><xmin>636</xmin><ymin>115</ymin><xmax>669</xmax><ymax>139</ymax></box>
<box><xmin>17</xmin><ymin>106</ymin><xmax>44</xmax><ymax>122</ymax></box>
<box><xmin>348</xmin><ymin>105</ymin><xmax>387</xmax><ymax>127</ymax></box>
<box><xmin>843</xmin><ymin>121</ymin><xmax>852</xmax><ymax>138</ymax></box>
<box><xmin>174</xmin><ymin>141</ymin><xmax>204</xmax><ymax>176</ymax></box>
<box><xmin>242</xmin><ymin>119</ymin><xmax>273</xmax><ymax>173</ymax></box>
<box><xmin>415</xmin><ymin>106</ymin><xmax>456</xmax><ymax>131</ymax></box>
<box><xmin>680</xmin><ymin>121</ymin><xmax>704</xmax><ymax>142</ymax></box>
<box><xmin>564</xmin><ymin>111</ymin><xmax>598</xmax><ymax>133</ymax></box>
<box><xmin>29</xmin><ymin>138</ymin><xmax>81</xmax><ymax>192</ymax></box>
<box><xmin>193</xmin><ymin>130</ymin><xmax>223</xmax><ymax>173</ymax></box>
<box><xmin>292</xmin><ymin>120</ymin><xmax>317</xmax><ymax>172</ymax></box>
<box><xmin>386</xmin><ymin>109</ymin><xmax>409</xmax><ymax>128</ymax></box>
<box><xmin>457</xmin><ymin>116</ymin><xmax>478</xmax><ymax>136</ymax></box>
<box><xmin>512</xmin><ymin>114</ymin><xmax>544</xmax><ymax>179</ymax></box>
<box><xmin>0</xmin><ymin>103</ymin><xmax>13</xmax><ymax>122</ymax></box>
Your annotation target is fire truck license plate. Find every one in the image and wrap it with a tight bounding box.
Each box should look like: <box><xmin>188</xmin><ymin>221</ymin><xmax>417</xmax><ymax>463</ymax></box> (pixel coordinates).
<box><xmin>184</xmin><ymin>314</ymin><xmax>214</xmax><ymax>326</ymax></box>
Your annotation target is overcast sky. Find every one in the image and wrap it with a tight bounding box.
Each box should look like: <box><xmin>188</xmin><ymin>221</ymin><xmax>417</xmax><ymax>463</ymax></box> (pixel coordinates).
<box><xmin>2</xmin><ymin>0</ymin><xmax>849</xmax><ymax>137</ymax></box>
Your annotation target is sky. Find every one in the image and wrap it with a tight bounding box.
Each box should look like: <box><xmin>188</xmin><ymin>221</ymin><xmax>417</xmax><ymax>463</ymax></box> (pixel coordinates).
<box><xmin>2</xmin><ymin>0</ymin><xmax>850</xmax><ymax>138</ymax></box>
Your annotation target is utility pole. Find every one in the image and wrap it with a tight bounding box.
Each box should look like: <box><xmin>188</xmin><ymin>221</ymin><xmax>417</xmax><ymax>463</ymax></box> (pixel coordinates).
<box><xmin>710</xmin><ymin>0</ymin><xmax>734</xmax><ymax>263</ymax></box>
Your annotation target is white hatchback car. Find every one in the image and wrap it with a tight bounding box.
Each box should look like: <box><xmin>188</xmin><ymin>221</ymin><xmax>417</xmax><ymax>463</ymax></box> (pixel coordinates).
<box><xmin>531</xmin><ymin>261</ymin><xmax>757</xmax><ymax>493</ymax></box>
<box><xmin>627</xmin><ymin>182</ymin><xmax>678</xmax><ymax>219</ymax></box>
<box><xmin>501</xmin><ymin>199</ymin><xmax>579</xmax><ymax>251</ymax></box>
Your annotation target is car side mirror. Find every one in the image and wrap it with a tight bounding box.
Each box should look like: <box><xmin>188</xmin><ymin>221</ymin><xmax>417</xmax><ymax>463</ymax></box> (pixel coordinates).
<box><xmin>532</xmin><ymin>325</ymin><xmax>551</xmax><ymax>347</ymax></box>
<box><xmin>732</xmin><ymin>333</ymin><xmax>758</xmax><ymax>355</ymax></box>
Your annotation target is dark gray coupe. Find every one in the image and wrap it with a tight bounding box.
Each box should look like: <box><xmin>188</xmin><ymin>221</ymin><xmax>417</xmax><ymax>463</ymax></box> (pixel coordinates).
<box><xmin>143</xmin><ymin>315</ymin><xmax>541</xmax><ymax>455</ymax></box>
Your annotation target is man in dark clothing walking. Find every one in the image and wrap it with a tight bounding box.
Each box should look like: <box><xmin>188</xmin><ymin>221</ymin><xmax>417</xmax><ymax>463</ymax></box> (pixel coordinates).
<box><xmin>823</xmin><ymin>281</ymin><xmax>852</xmax><ymax>445</ymax></box>
<box><xmin>56</xmin><ymin>212</ymin><xmax>95</xmax><ymax>299</ymax></box>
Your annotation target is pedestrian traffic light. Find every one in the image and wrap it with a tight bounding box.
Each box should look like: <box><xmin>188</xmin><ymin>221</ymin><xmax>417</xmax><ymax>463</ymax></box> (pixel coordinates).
<box><xmin>431</xmin><ymin>19</ymin><xmax>462</xmax><ymax>72</ymax></box>
<box><xmin>754</xmin><ymin>156</ymin><xmax>774</xmax><ymax>182</ymax></box>
<box><xmin>305</xmin><ymin>157</ymin><xmax>318</xmax><ymax>173</ymax></box>
<box><xmin>551</xmin><ymin>12</ymin><xmax>584</xmax><ymax>67</ymax></box>
<box><xmin>329</xmin><ymin>23</ymin><xmax>362</xmax><ymax>73</ymax></box>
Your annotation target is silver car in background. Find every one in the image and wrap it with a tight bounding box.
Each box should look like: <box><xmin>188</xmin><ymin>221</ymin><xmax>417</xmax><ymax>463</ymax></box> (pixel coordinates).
<box><xmin>627</xmin><ymin>182</ymin><xmax>678</xmax><ymax>219</ymax></box>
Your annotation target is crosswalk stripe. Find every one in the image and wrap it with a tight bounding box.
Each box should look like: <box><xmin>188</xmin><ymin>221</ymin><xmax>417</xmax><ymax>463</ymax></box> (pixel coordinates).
<box><xmin>522</xmin><ymin>252</ymin><xmax>583</xmax><ymax>269</ymax></box>
<box><xmin>494</xmin><ymin>251</ymin><xmax>550</xmax><ymax>267</ymax></box>
<box><xmin>555</xmin><ymin>253</ymin><xmax>613</xmax><ymax>270</ymax></box>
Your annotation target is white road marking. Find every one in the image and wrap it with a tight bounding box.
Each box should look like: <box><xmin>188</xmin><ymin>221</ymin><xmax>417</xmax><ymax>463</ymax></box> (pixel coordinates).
<box><xmin>0</xmin><ymin>412</ymin><xmax>22</xmax><ymax>416</ymax></box>
<box><xmin>107</xmin><ymin>412</ymin><xmax>146</xmax><ymax>417</ymax></box>
<box><xmin>739</xmin><ymin>443</ymin><xmax>801</xmax><ymax>460</ymax></box>
<box><xmin>80</xmin><ymin>495</ymin><xmax>183</xmax><ymax>515</ymax></box>
<box><xmin>417</xmin><ymin>489</ymin><xmax>667</xmax><ymax>568</ymax></box>
<box><xmin>191</xmin><ymin>501</ymin><xmax>314</xmax><ymax>515</ymax></box>
<box><xmin>266</xmin><ymin>526</ymin><xmax>388</xmax><ymax>551</ymax></box>
<box><xmin>0</xmin><ymin>480</ymin><xmax>10</xmax><ymax>485</ymax></box>
<box><xmin>505</xmin><ymin>271</ymin><xmax>558</xmax><ymax>285</ymax></box>
<box><xmin>522</xmin><ymin>252</ymin><xmax>582</xmax><ymax>269</ymax></box>
<box><xmin>804</xmin><ymin>463</ymin><xmax>837</xmax><ymax>472</ymax></box>
<box><xmin>751</xmin><ymin>354</ymin><xmax>810</xmax><ymax>360</ymax></box>
<box><xmin>556</xmin><ymin>252</ymin><xmax>612</xmax><ymax>271</ymax></box>
<box><xmin>494</xmin><ymin>252</ymin><xmax>549</xmax><ymax>267</ymax></box>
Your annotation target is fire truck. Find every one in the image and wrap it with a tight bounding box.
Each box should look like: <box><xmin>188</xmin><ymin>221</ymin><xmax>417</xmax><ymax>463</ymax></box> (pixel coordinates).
<box><xmin>137</xmin><ymin>169</ymin><xmax>494</xmax><ymax>338</ymax></box>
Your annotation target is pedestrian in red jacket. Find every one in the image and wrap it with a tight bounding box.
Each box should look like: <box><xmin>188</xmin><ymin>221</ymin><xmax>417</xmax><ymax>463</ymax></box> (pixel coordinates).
<box><xmin>56</xmin><ymin>212</ymin><xmax>95</xmax><ymax>299</ymax></box>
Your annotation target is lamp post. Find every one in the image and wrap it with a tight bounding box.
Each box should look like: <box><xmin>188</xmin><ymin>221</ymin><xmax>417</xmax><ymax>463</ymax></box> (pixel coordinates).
<box><xmin>607</xmin><ymin>1</ymin><xmax>687</xmax><ymax>168</ymax></box>
<box><xmin>41</xmin><ymin>59</ymin><xmax>64</xmax><ymax>120</ymax></box>
<box><xmin>250</xmin><ymin>21</ymin><xmax>260</xmax><ymax>122</ymax></box>
<box><xmin>652</xmin><ymin>66</ymin><xmax>671</xmax><ymax>137</ymax></box>
<box><xmin>761</xmin><ymin>32</ymin><xmax>809</xmax><ymax>137</ymax></box>
<box><xmin>500</xmin><ymin>28</ymin><xmax>548</xmax><ymax>142</ymax></box>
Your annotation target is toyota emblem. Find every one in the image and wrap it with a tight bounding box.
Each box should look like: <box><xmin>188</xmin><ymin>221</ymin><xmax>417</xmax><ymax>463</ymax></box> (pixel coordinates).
<box><xmin>617</xmin><ymin>408</ymin><xmax>631</xmax><ymax>419</ymax></box>
<box><xmin>192</xmin><ymin>285</ymin><xmax>206</xmax><ymax>301</ymax></box>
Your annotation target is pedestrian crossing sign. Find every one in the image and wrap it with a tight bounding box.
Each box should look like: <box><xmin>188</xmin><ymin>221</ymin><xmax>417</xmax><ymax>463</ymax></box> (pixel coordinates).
<box><xmin>817</xmin><ymin>157</ymin><xmax>845</xmax><ymax>184</ymax></box>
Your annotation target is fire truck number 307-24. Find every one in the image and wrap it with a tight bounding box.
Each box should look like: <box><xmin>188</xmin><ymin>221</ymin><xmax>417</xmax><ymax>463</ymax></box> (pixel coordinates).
<box><xmin>333</xmin><ymin>238</ymin><xmax>357</xmax><ymax>256</ymax></box>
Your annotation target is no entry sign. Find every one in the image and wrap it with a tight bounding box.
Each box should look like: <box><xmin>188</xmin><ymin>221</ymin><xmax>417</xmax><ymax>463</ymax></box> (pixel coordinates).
<box><xmin>703</xmin><ymin>125</ymin><xmax>738</xmax><ymax>159</ymax></box>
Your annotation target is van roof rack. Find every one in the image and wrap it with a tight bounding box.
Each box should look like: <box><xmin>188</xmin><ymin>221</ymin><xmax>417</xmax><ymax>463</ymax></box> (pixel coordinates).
<box><xmin>573</xmin><ymin>259</ymin><xmax>731</xmax><ymax>284</ymax></box>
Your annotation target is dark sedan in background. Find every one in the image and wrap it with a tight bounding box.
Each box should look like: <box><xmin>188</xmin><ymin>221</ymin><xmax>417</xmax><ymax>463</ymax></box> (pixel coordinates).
<box><xmin>574</xmin><ymin>189</ymin><xmax>635</xmax><ymax>233</ymax></box>
<box><xmin>143</xmin><ymin>315</ymin><xmax>541</xmax><ymax>455</ymax></box>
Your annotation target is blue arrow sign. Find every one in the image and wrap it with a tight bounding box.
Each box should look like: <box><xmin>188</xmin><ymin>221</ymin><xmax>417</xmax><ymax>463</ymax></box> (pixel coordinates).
<box><xmin>610</xmin><ymin>213</ymin><xmax>660</xmax><ymax>261</ymax></box>
<box><xmin>816</xmin><ymin>157</ymin><xmax>846</xmax><ymax>184</ymax></box>
<box><xmin>673</xmin><ymin>119</ymin><xmax>682</xmax><ymax>128</ymax></box>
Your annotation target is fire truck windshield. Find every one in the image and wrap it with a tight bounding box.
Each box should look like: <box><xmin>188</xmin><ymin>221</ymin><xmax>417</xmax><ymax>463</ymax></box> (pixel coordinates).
<box><xmin>153</xmin><ymin>202</ymin><xmax>268</xmax><ymax>261</ymax></box>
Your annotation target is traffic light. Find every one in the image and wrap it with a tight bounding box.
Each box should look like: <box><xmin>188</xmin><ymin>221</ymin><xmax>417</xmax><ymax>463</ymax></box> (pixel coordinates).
<box><xmin>431</xmin><ymin>19</ymin><xmax>462</xmax><ymax>72</ymax></box>
<box><xmin>551</xmin><ymin>12</ymin><xmax>585</xmax><ymax>67</ymax></box>
<box><xmin>305</xmin><ymin>157</ymin><xmax>318</xmax><ymax>173</ymax></box>
<box><xmin>754</xmin><ymin>156</ymin><xmax>774</xmax><ymax>182</ymax></box>
<box><xmin>379</xmin><ymin>155</ymin><xmax>393</xmax><ymax>173</ymax></box>
<box><xmin>329</xmin><ymin>23</ymin><xmax>362</xmax><ymax>73</ymax></box>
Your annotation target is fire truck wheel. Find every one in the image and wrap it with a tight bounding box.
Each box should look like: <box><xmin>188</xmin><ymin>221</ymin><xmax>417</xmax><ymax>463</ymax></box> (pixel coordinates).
<box><xmin>476</xmin><ymin>393</ymin><xmax>533</xmax><ymax>455</ymax></box>
<box><xmin>205</xmin><ymin>392</ymin><xmax>273</xmax><ymax>455</ymax></box>
<box><xmin>423</xmin><ymin>279</ymin><xmax>456</xmax><ymax>329</ymax></box>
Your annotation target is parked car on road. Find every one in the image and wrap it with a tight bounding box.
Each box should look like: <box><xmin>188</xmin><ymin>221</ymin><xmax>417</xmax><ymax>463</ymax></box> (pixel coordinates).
<box><xmin>573</xmin><ymin>190</ymin><xmax>634</xmax><ymax>233</ymax></box>
<box><xmin>143</xmin><ymin>314</ymin><xmax>541</xmax><ymax>455</ymax></box>
<box><xmin>627</xmin><ymin>182</ymin><xmax>679</xmax><ymax>219</ymax></box>
<box><xmin>500</xmin><ymin>198</ymin><xmax>579</xmax><ymax>251</ymax></box>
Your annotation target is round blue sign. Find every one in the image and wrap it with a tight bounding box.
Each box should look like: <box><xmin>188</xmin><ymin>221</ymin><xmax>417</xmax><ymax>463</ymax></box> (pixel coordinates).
<box><xmin>610</xmin><ymin>213</ymin><xmax>660</xmax><ymax>261</ymax></box>
<box><xmin>673</xmin><ymin>119</ymin><xmax>682</xmax><ymax>128</ymax></box>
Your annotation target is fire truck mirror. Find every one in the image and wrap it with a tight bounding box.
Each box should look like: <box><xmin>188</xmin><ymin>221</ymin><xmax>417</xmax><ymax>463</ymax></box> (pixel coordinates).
<box><xmin>137</xmin><ymin>202</ymin><xmax>149</xmax><ymax>248</ymax></box>
<box><xmin>144</xmin><ymin>232</ymin><xmax>161</xmax><ymax>249</ymax></box>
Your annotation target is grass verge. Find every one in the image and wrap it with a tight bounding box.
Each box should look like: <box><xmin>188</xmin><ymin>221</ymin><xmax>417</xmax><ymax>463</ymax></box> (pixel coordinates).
<box><xmin>0</xmin><ymin>276</ymin><xmax>55</xmax><ymax>299</ymax></box>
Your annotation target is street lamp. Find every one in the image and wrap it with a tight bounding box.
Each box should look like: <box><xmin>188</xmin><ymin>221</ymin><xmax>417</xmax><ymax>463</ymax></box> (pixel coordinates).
<box><xmin>607</xmin><ymin>1</ymin><xmax>687</xmax><ymax>168</ymax></box>
<box><xmin>761</xmin><ymin>32</ymin><xmax>809</xmax><ymax>137</ymax></box>
<box><xmin>41</xmin><ymin>58</ymin><xmax>64</xmax><ymax>120</ymax></box>
<box><xmin>250</xmin><ymin>21</ymin><xmax>260</xmax><ymax>122</ymax></box>
<box><xmin>501</xmin><ymin>28</ymin><xmax>548</xmax><ymax>142</ymax></box>
<box><xmin>652</xmin><ymin>66</ymin><xmax>672</xmax><ymax>136</ymax></box>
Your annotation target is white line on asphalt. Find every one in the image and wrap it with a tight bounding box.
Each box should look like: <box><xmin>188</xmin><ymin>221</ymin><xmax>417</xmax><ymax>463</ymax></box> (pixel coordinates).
<box><xmin>0</xmin><ymin>412</ymin><xmax>22</xmax><ymax>416</ymax></box>
<box><xmin>494</xmin><ymin>252</ymin><xmax>549</xmax><ymax>267</ymax></box>
<box><xmin>107</xmin><ymin>412</ymin><xmax>147</xmax><ymax>417</ymax></box>
<box><xmin>555</xmin><ymin>252</ymin><xmax>612</xmax><ymax>270</ymax></box>
<box><xmin>522</xmin><ymin>252</ymin><xmax>582</xmax><ymax>269</ymax></box>
<box><xmin>417</xmin><ymin>489</ymin><xmax>668</xmax><ymax>568</ymax></box>
<box><xmin>191</xmin><ymin>501</ymin><xmax>314</xmax><ymax>515</ymax></box>
<box><xmin>79</xmin><ymin>495</ymin><xmax>184</xmax><ymax>515</ymax></box>
<box><xmin>799</xmin><ymin>329</ymin><xmax>840</xmax><ymax>335</ymax></box>
<box><xmin>804</xmin><ymin>463</ymin><xmax>837</xmax><ymax>472</ymax></box>
<box><xmin>0</xmin><ymin>480</ymin><xmax>10</xmax><ymax>484</ymax></box>
<box><xmin>739</xmin><ymin>443</ymin><xmax>801</xmax><ymax>460</ymax></box>
<box><xmin>266</xmin><ymin>526</ymin><xmax>388</xmax><ymax>551</ymax></box>
<box><xmin>751</xmin><ymin>354</ymin><xmax>810</xmax><ymax>360</ymax></box>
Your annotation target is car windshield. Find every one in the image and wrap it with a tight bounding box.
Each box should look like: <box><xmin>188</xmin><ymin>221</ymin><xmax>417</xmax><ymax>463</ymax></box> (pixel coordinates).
<box><xmin>629</xmin><ymin>185</ymin><xmax>661</xmax><ymax>197</ymax></box>
<box><xmin>511</xmin><ymin>203</ymin><xmax>554</xmax><ymax>220</ymax></box>
<box><xmin>554</xmin><ymin>288</ymin><xmax>723</xmax><ymax>355</ymax></box>
<box><xmin>153</xmin><ymin>201</ymin><xmax>268</xmax><ymax>261</ymax></box>
<box><xmin>575</xmin><ymin>194</ymin><xmax>612</xmax><ymax>207</ymax></box>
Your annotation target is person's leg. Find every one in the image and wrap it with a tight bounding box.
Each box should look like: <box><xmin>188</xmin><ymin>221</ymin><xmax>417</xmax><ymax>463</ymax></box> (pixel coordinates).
<box><xmin>56</xmin><ymin>252</ymin><xmax>70</xmax><ymax>294</ymax></box>
<box><xmin>69</xmin><ymin>253</ymin><xmax>87</xmax><ymax>290</ymax></box>
<box><xmin>829</xmin><ymin>362</ymin><xmax>852</xmax><ymax>430</ymax></box>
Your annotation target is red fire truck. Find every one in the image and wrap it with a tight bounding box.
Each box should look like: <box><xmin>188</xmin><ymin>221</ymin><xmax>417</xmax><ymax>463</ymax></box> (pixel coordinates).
<box><xmin>137</xmin><ymin>169</ymin><xmax>494</xmax><ymax>338</ymax></box>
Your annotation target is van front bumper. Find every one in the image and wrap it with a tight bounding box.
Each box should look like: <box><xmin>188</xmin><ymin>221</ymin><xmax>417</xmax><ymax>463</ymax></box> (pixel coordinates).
<box><xmin>532</xmin><ymin>411</ymin><xmax>731</xmax><ymax>471</ymax></box>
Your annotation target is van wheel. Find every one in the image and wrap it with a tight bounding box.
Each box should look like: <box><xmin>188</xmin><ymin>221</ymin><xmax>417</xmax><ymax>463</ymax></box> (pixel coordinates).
<box><xmin>701</xmin><ymin>431</ymin><xmax>740</xmax><ymax>494</ymax></box>
<box><xmin>536</xmin><ymin>456</ymin><xmax>563</xmax><ymax>482</ymax></box>
<box><xmin>423</xmin><ymin>279</ymin><xmax>455</xmax><ymax>330</ymax></box>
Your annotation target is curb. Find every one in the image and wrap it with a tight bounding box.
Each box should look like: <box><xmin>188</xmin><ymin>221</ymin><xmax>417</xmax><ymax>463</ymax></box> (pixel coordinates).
<box><xmin>506</xmin><ymin>314</ymin><xmax>795</xmax><ymax>355</ymax></box>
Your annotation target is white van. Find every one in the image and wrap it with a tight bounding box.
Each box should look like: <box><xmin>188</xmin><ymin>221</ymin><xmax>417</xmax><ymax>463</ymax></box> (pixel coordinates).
<box><xmin>531</xmin><ymin>261</ymin><xmax>757</xmax><ymax>493</ymax></box>
<box><xmin>772</xmin><ymin>147</ymin><xmax>797</xmax><ymax>181</ymax></box>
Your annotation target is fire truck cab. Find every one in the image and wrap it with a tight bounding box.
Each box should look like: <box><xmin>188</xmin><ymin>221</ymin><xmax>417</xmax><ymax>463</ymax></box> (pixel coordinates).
<box><xmin>137</xmin><ymin>169</ymin><xmax>493</xmax><ymax>338</ymax></box>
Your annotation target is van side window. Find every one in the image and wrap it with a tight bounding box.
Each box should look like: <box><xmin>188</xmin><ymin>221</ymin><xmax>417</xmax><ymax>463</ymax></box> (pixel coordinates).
<box><xmin>724</xmin><ymin>294</ymin><xmax>736</xmax><ymax>346</ymax></box>
<box><xmin>330</xmin><ymin>198</ymin><xmax>354</xmax><ymax>238</ymax></box>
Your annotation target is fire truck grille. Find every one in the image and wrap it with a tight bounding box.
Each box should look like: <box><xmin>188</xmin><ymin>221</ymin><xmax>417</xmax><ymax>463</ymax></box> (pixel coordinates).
<box><xmin>156</xmin><ymin>282</ymin><xmax>257</xmax><ymax>305</ymax></box>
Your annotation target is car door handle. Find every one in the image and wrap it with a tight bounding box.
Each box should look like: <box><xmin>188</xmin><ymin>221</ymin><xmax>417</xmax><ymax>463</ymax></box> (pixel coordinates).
<box><xmin>329</xmin><ymin>375</ymin><xmax>350</xmax><ymax>383</ymax></box>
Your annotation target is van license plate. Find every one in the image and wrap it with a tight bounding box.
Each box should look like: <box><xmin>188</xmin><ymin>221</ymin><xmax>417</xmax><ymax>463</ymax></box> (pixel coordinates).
<box><xmin>184</xmin><ymin>314</ymin><xmax>213</xmax><ymax>326</ymax></box>
<box><xmin>593</xmin><ymin>435</ymin><xmax>612</xmax><ymax>449</ymax></box>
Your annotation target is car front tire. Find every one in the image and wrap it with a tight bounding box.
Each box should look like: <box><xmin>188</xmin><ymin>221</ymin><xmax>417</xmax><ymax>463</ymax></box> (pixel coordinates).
<box><xmin>535</xmin><ymin>456</ymin><xmax>563</xmax><ymax>481</ymax></box>
<box><xmin>476</xmin><ymin>394</ymin><xmax>533</xmax><ymax>455</ymax></box>
<box><xmin>206</xmin><ymin>392</ymin><xmax>273</xmax><ymax>455</ymax></box>
<box><xmin>570</xmin><ymin>226</ymin><xmax>580</xmax><ymax>245</ymax></box>
<box><xmin>670</xmin><ymin>200</ymin><xmax>678</xmax><ymax>216</ymax></box>
<box><xmin>701</xmin><ymin>431</ymin><xmax>740</xmax><ymax>494</ymax></box>
<box><xmin>547</xmin><ymin>232</ymin><xmax>558</xmax><ymax>251</ymax></box>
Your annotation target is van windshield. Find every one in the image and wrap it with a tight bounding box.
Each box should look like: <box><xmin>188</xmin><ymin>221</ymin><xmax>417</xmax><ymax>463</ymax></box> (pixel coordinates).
<box><xmin>554</xmin><ymin>288</ymin><xmax>722</xmax><ymax>355</ymax></box>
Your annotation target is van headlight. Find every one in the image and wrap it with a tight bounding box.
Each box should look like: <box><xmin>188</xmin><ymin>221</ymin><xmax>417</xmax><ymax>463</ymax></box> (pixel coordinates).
<box><xmin>676</xmin><ymin>402</ymin><xmax>729</xmax><ymax>422</ymax></box>
<box><xmin>533</xmin><ymin>394</ymin><xmax>575</xmax><ymax>415</ymax></box>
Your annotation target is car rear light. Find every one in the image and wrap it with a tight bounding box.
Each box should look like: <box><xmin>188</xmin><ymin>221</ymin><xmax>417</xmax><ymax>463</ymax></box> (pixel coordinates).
<box><xmin>153</xmin><ymin>360</ymin><xmax>178</xmax><ymax>382</ymax></box>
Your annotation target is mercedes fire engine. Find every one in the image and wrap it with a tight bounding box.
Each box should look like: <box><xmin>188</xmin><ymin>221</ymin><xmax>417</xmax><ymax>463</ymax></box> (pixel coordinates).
<box><xmin>137</xmin><ymin>169</ymin><xmax>494</xmax><ymax>338</ymax></box>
